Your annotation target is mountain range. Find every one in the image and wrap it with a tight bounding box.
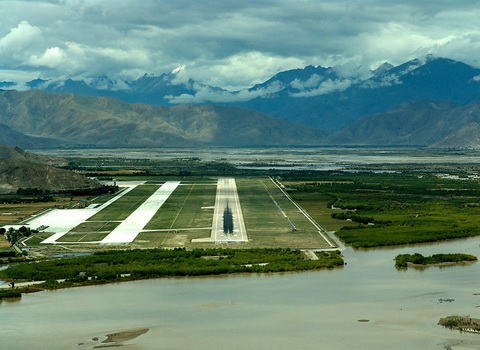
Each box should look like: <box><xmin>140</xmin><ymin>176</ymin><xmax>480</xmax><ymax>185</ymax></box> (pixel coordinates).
<box><xmin>235</xmin><ymin>57</ymin><xmax>480</xmax><ymax>131</ymax></box>
<box><xmin>0</xmin><ymin>90</ymin><xmax>324</xmax><ymax>147</ymax></box>
<box><xmin>1</xmin><ymin>56</ymin><xmax>480</xmax><ymax>148</ymax></box>
<box><xmin>326</xmin><ymin>100</ymin><xmax>480</xmax><ymax>147</ymax></box>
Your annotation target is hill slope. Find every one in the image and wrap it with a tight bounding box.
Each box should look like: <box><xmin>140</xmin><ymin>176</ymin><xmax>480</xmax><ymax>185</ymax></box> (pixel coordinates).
<box><xmin>0</xmin><ymin>144</ymin><xmax>66</xmax><ymax>166</ymax></box>
<box><xmin>326</xmin><ymin>100</ymin><xmax>480</xmax><ymax>147</ymax></box>
<box><xmin>432</xmin><ymin>123</ymin><xmax>480</xmax><ymax>148</ymax></box>
<box><xmin>0</xmin><ymin>144</ymin><xmax>97</xmax><ymax>193</ymax></box>
<box><xmin>0</xmin><ymin>90</ymin><xmax>325</xmax><ymax>147</ymax></box>
<box><xmin>0</xmin><ymin>158</ymin><xmax>99</xmax><ymax>193</ymax></box>
<box><xmin>0</xmin><ymin>123</ymin><xmax>64</xmax><ymax>149</ymax></box>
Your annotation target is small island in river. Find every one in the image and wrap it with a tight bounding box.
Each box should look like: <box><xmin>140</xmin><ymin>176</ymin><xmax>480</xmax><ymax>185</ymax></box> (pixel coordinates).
<box><xmin>394</xmin><ymin>253</ymin><xmax>477</xmax><ymax>268</ymax></box>
<box><xmin>439</xmin><ymin>316</ymin><xmax>480</xmax><ymax>334</ymax></box>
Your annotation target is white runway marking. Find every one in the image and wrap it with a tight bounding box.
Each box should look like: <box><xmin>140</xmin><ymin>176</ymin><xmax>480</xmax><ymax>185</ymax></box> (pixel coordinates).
<box><xmin>211</xmin><ymin>178</ymin><xmax>248</xmax><ymax>243</ymax></box>
<box><xmin>32</xmin><ymin>182</ymin><xmax>141</xmax><ymax>244</ymax></box>
<box><xmin>101</xmin><ymin>181</ymin><xmax>180</xmax><ymax>243</ymax></box>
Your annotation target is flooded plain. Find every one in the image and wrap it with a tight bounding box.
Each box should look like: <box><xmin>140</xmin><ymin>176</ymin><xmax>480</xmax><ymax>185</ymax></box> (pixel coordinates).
<box><xmin>2</xmin><ymin>237</ymin><xmax>480</xmax><ymax>350</ymax></box>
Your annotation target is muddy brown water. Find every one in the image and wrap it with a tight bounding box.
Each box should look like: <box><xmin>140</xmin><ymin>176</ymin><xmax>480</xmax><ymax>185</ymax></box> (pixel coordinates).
<box><xmin>2</xmin><ymin>237</ymin><xmax>480</xmax><ymax>349</ymax></box>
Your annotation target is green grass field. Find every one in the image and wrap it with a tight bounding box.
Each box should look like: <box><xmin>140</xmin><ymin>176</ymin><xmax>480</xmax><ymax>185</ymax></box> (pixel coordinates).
<box><xmin>88</xmin><ymin>184</ymin><xmax>160</xmax><ymax>221</ymax></box>
<box><xmin>235</xmin><ymin>178</ymin><xmax>333</xmax><ymax>248</ymax></box>
<box><xmin>59</xmin><ymin>221</ymin><xmax>122</xmax><ymax>242</ymax></box>
<box><xmin>132</xmin><ymin>177</ymin><xmax>334</xmax><ymax>249</ymax></box>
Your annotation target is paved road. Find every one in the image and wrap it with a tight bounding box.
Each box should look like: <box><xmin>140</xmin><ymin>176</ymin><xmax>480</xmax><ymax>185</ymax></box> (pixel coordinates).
<box><xmin>211</xmin><ymin>178</ymin><xmax>248</xmax><ymax>243</ymax></box>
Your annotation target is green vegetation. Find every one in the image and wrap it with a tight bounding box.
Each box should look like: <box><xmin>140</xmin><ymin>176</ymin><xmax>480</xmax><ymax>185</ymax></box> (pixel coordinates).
<box><xmin>283</xmin><ymin>171</ymin><xmax>480</xmax><ymax>247</ymax></box>
<box><xmin>235</xmin><ymin>178</ymin><xmax>332</xmax><ymax>248</ymax></box>
<box><xmin>0</xmin><ymin>251</ymin><xmax>16</xmax><ymax>258</ymax></box>
<box><xmin>88</xmin><ymin>184</ymin><xmax>159</xmax><ymax>221</ymax></box>
<box><xmin>0</xmin><ymin>248</ymin><xmax>344</xmax><ymax>288</ymax></box>
<box><xmin>0</xmin><ymin>289</ymin><xmax>21</xmax><ymax>300</ymax></box>
<box><xmin>0</xmin><ymin>250</ymin><xmax>22</xmax><ymax>265</ymax></box>
<box><xmin>395</xmin><ymin>253</ymin><xmax>477</xmax><ymax>268</ymax></box>
<box><xmin>331</xmin><ymin>212</ymin><xmax>376</xmax><ymax>225</ymax></box>
<box><xmin>144</xmin><ymin>183</ymin><xmax>215</xmax><ymax>230</ymax></box>
<box><xmin>439</xmin><ymin>316</ymin><xmax>480</xmax><ymax>332</ymax></box>
<box><xmin>3</xmin><ymin>226</ymin><xmax>35</xmax><ymax>246</ymax></box>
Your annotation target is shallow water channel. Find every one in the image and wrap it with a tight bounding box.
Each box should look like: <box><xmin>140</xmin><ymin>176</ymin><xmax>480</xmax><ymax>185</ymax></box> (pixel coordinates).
<box><xmin>2</xmin><ymin>237</ymin><xmax>480</xmax><ymax>349</ymax></box>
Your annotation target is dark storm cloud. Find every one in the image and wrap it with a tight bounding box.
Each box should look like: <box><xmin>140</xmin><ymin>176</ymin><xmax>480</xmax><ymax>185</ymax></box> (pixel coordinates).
<box><xmin>1</xmin><ymin>0</ymin><xmax>479</xmax><ymax>90</ymax></box>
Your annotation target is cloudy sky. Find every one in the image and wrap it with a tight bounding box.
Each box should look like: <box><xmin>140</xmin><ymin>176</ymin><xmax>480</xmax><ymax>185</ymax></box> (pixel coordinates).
<box><xmin>1</xmin><ymin>0</ymin><xmax>480</xmax><ymax>90</ymax></box>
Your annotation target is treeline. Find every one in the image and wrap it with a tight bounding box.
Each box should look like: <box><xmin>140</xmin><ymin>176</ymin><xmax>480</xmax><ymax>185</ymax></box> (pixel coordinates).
<box><xmin>281</xmin><ymin>170</ymin><xmax>480</xmax><ymax>248</ymax></box>
<box><xmin>63</xmin><ymin>185</ymin><xmax>119</xmax><ymax>196</ymax></box>
<box><xmin>0</xmin><ymin>248</ymin><xmax>344</xmax><ymax>287</ymax></box>
<box><xmin>0</xmin><ymin>185</ymin><xmax>119</xmax><ymax>204</ymax></box>
<box><xmin>0</xmin><ymin>289</ymin><xmax>21</xmax><ymax>300</ymax></box>
<box><xmin>336</xmin><ymin>224</ymin><xmax>480</xmax><ymax>248</ymax></box>
<box><xmin>2</xmin><ymin>226</ymin><xmax>35</xmax><ymax>246</ymax></box>
<box><xmin>331</xmin><ymin>212</ymin><xmax>374</xmax><ymax>225</ymax></box>
<box><xmin>15</xmin><ymin>185</ymin><xmax>118</xmax><ymax>196</ymax></box>
<box><xmin>0</xmin><ymin>251</ymin><xmax>16</xmax><ymax>258</ymax></box>
<box><xmin>395</xmin><ymin>253</ymin><xmax>477</xmax><ymax>268</ymax></box>
<box><xmin>281</xmin><ymin>171</ymin><xmax>480</xmax><ymax>197</ymax></box>
<box><xmin>1</xmin><ymin>192</ymin><xmax>54</xmax><ymax>203</ymax></box>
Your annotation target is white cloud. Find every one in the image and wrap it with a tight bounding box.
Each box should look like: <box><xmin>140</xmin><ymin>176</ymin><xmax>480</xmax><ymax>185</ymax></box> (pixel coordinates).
<box><xmin>0</xmin><ymin>20</ymin><xmax>42</xmax><ymax>51</ymax></box>
<box><xmin>165</xmin><ymin>81</ymin><xmax>284</xmax><ymax>104</ymax></box>
<box><xmin>170</xmin><ymin>66</ymin><xmax>192</xmax><ymax>85</ymax></box>
<box><xmin>189</xmin><ymin>51</ymin><xmax>306</xmax><ymax>91</ymax></box>
<box><xmin>0</xmin><ymin>21</ymin><xmax>43</xmax><ymax>65</ymax></box>
<box><xmin>0</xmin><ymin>1</ymin><xmax>480</xmax><ymax>89</ymax></box>
<box><xmin>29</xmin><ymin>47</ymin><xmax>66</xmax><ymax>68</ymax></box>
<box><xmin>290</xmin><ymin>74</ymin><xmax>323</xmax><ymax>91</ymax></box>
<box><xmin>290</xmin><ymin>79</ymin><xmax>353</xmax><ymax>97</ymax></box>
<box><xmin>362</xmin><ymin>74</ymin><xmax>403</xmax><ymax>89</ymax></box>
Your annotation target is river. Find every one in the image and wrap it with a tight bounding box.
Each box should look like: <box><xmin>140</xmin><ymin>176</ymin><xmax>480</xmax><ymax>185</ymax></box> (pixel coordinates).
<box><xmin>2</xmin><ymin>237</ymin><xmax>480</xmax><ymax>349</ymax></box>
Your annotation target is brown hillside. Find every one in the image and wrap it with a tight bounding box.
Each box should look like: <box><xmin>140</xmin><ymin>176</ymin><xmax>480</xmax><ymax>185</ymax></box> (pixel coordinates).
<box><xmin>0</xmin><ymin>90</ymin><xmax>325</xmax><ymax>146</ymax></box>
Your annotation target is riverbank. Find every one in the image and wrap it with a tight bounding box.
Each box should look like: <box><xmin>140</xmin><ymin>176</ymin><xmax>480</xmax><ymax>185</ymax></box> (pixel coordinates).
<box><xmin>0</xmin><ymin>248</ymin><xmax>344</xmax><ymax>296</ymax></box>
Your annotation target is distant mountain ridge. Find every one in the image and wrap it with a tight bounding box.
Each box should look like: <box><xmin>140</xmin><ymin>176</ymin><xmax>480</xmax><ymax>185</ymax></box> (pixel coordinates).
<box><xmin>0</xmin><ymin>90</ymin><xmax>325</xmax><ymax>147</ymax></box>
<box><xmin>326</xmin><ymin>100</ymin><xmax>480</xmax><ymax>147</ymax></box>
<box><xmin>235</xmin><ymin>57</ymin><xmax>480</xmax><ymax>131</ymax></box>
<box><xmin>3</xmin><ymin>56</ymin><xmax>480</xmax><ymax>134</ymax></box>
<box><xmin>2</xmin><ymin>56</ymin><xmax>480</xmax><ymax>148</ymax></box>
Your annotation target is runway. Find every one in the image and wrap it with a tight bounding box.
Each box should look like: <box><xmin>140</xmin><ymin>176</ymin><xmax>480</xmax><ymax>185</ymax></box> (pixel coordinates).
<box><xmin>101</xmin><ymin>181</ymin><xmax>180</xmax><ymax>243</ymax></box>
<box><xmin>31</xmin><ymin>182</ymin><xmax>141</xmax><ymax>244</ymax></box>
<box><xmin>211</xmin><ymin>178</ymin><xmax>248</xmax><ymax>243</ymax></box>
